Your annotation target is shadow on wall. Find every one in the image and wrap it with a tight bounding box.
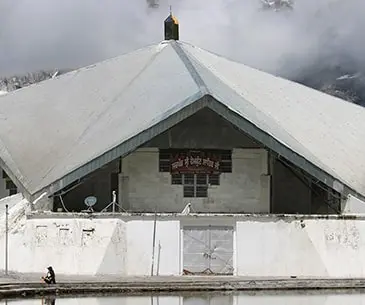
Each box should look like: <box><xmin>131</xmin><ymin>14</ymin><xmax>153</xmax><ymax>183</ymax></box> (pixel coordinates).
<box><xmin>53</xmin><ymin>161</ymin><xmax>120</xmax><ymax>213</ymax></box>
<box><xmin>271</xmin><ymin>158</ymin><xmax>341</xmax><ymax>215</ymax></box>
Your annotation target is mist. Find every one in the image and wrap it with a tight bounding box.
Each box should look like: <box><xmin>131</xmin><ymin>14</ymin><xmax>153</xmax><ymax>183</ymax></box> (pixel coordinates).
<box><xmin>0</xmin><ymin>0</ymin><xmax>364</xmax><ymax>83</ymax></box>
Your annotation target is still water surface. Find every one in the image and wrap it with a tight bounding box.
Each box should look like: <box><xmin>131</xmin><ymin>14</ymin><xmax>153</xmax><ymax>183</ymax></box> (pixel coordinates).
<box><xmin>3</xmin><ymin>293</ymin><xmax>365</xmax><ymax>305</ymax></box>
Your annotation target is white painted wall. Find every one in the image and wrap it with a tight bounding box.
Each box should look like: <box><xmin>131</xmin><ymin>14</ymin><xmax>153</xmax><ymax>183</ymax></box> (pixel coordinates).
<box><xmin>126</xmin><ymin>220</ymin><xmax>180</xmax><ymax>276</ymax></box>
<box><xmin>5</xmin><ymin>194</ymin><xmax>365</xmax><ymax>277</ymax></box>
<box><xmin>236</xmin><ymin>218</ymin><xmax>365</xmax><ymax>277</ymax></box>
<box><xmin>5</xmin><ymin>217</ymin><xmax>127</xmax><ymax>275</ymax></box>
<box><xmin>0</xmin><ymin>196</ymin><xmax>180</xmax><ymax>276</ymax></box>
<box><xmin>3</xmin><ymin>218</ymin><xmax>179</xmax><ymax>276</ymax></box>
<box><xmin>121</xmin><ymin>148</ymin><xmax>269</xmax><ymax>213</ymax></box>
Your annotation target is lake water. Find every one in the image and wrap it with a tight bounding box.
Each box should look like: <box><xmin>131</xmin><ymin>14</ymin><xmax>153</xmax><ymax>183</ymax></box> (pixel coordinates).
<box><xmin>3</xmin><ymin>292</ymin><xmax>365</xmax><ymax>305</ymax></box>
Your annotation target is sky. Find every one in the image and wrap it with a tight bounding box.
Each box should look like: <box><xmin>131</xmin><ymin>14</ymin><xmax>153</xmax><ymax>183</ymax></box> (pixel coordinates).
<box><xmin>0</xmin><ymin>0</ymin><xmax>364</xmax><ymax>79</ymax></box>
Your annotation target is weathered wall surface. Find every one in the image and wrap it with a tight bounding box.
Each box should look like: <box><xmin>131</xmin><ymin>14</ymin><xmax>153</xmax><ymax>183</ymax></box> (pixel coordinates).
<box><xmin>121</xmin><ymin>148</ymin><xmax>181</xmax><ymax>212</ymax></box>
<box><xmin>1</xmin><ymin>217</ymin><xmax>179</xmax><ymax>276</ymax></box>
<box><xmin>121</xmin><ymin>148</ymin><xmax>269</xmax><ymax>213</ymax></box>
<box><xmin>4</xmin><ymin>194</ymin><xmax>365</xmax><ymax>277</ymax></box>
<box><xmin>0</xmin><ymin>198</ymin><xmax>180</xmax><ymax>276</ymax></box>
<box><xmin>2</xmin><ymin>218</ymin><xmax>126</xmax><ymax>275</ymax></box>
<box><xmin>208</xmin><ymin>149</ymin><xmax>269</xmax><ymax>213</ymax></box>
<box><xmin>14</xmin><ymin>214</ymin><xmax>365</xmax><ymax>277</ymax></box>
<box><xmin>126</xmin><ymin>220</ymin><xmax>180</xmax><ymax>276</ymax></box>
<box><xmin>236</xmin><ymin>218</ymin><xmax>365</xmax><ymax>277</ymax></box>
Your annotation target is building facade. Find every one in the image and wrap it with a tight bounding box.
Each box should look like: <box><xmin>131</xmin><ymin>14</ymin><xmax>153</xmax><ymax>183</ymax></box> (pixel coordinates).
<box><xmin>0</xmin><ymin>28</ymin><xmax>365</xmax><ymax>278</ymax></box>
<box><xmin>53</xmin><ymin>108</ymin><xmax>339</xmax><ymax>215</ymax></box>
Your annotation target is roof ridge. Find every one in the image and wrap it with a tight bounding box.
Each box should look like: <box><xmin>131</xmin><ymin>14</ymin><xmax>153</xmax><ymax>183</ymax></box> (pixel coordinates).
<box><xmin>39</xmin><ymin>44</ymin><xmax>171</xmax><ymax>188</ymax></box>
<box><xmin>179</xmin><ymin>44</ymin><xmax>349</xmax><ymax>191</ymax></box>
<box><xmin>171</xmin><ymin>41</ymin><xmax>209</xmax><ymax>96</ymax></box>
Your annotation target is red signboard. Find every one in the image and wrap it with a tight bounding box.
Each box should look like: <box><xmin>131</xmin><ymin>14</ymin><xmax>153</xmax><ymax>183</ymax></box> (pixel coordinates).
<box><xmin>170</xmin><ymin>151</ymin><xmax>220</xmax><ymax>173</ymax></box>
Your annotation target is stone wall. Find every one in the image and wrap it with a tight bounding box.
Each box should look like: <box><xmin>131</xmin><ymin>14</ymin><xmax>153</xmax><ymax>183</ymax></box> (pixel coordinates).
<box><xmin>120</xmin><ymin>148</ymin><xmax>269</xmax><ymax>213</ymax></box>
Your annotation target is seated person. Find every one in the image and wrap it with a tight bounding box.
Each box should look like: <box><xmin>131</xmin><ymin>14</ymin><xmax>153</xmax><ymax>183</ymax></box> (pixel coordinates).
<box><xmin>41</xmin><ymin>266</ymin><xmax>56</xmax><ymax>284</ymax></box>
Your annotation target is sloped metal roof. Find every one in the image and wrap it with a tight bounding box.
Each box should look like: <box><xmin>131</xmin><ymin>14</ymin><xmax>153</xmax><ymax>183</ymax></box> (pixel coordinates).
<box><xmin>0</xmin><ymin>40</ymin><xmax>365</xmax><ymax>201</ymax></box>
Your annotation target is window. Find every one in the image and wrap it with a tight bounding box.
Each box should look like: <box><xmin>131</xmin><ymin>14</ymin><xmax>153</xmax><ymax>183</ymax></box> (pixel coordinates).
<box><xmin>159</xmin><ymin>149</ymin><xmax>229</xmax><ymax>198</ymax></box>
<box><xmin>183</xmin><ymin>173</ymin><xmax>208</xmax><ymax>198</ymax></box>
<box><xmin>208</xmin><ymin>173</ymin><xmax>220</xmax><ymax>186</ymax></box>
<box><xmin>171</xmin><ymin>173</ymin><xmax>220</xmax><ymax>198</ymax></box>
<box><xmin>159</xmin><ymin>150</ymin><xmax>171</xmax><ymax>172</ymax></box>
<box><xmin>220</xmin><ymin>150</ymin><xmax>232</xmax><ymax>173</ymax></box>
<box><xmin>171</xmin><ymin>173</ymin><xmax>182</xmax><ymax>184</ymax></box>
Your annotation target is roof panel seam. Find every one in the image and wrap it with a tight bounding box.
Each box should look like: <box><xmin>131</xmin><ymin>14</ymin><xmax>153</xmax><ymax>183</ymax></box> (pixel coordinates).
<box><xmin>40</xmin><ymin>46</ymin><xmax>169</xmax><ymax>185</ymax></box>
<box><xmin>172</xmin><ymin>42</ymin><xmax>209</xmax><ymax>95</ymax></box>
<box><xmin>33</xmin><ymin>93</ymin><xmax>208</xmax><ymax>199</ymax></box>
<box><xmin>207</xmin><ymin>98</ymin><xmax>363</xmax><ymax>200</ymax></box>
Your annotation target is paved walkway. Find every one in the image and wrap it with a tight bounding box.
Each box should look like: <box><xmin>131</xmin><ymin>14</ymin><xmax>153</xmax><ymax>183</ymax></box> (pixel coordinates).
<box><xmin>0</xmin><ymin>273</ymin><xmax>365</xmax><ymax>298</ymax></box>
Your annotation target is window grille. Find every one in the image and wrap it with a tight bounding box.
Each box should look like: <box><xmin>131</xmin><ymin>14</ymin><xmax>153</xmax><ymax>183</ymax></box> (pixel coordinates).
<box><xmin>183</xmin><ymin>173</ymin><xmax>208</xmax><ymax>198</ymax></box>
<box><xmin>171</xmin><ymin>173</ymin><xmax>220</xmax><ymax>198</ymax></box>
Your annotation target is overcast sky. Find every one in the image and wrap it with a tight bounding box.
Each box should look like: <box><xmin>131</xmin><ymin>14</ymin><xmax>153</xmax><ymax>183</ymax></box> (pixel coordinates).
<box><xmin>0</xmin><ymin>0</ymin><xmax>364</xmax><ymax>78</ymax></box>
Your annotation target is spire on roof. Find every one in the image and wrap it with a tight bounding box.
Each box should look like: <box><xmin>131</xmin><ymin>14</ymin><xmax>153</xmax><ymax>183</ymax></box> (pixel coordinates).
<box><xmin>164</xmin><ymin>7</ymin><xmax>179</xmax><ymax>41</ymax></box>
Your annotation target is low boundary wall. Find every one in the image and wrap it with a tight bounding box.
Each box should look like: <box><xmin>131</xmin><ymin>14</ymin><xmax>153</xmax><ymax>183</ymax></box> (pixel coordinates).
<box><xmin>1</xmin><ymin>211</ymin><xmax>365</xmax><ymax>277</ymax></box>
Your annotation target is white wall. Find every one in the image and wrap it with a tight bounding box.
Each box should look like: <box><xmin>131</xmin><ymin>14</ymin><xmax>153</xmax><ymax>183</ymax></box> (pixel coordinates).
<box><xmin>5</xmin><ymin>194</ymin><xmax>365</xmax><ymax>277</ymax></box>
<box><xmin>126</xmin><ymin>220</ymin><xmax>180</xmax><ymax>276</ymax></box>
<box><xmin>4</xmin><ymin>218</ymin><xmax>127</xmax><ymax>275</ymax></box>
<box><xmin>236</xmin><ymin>218</ymin><xmax>365</xmax><ymax>277</ymax></box>
<box><xmin>0</xmin><ymin>197</ymin><xmax>180</xmax><ymax>276</ymax></box>
<box><xmin>121</xmin><ymin>148</ymin><xmax>269</xmax><ymax>213</ymax></box>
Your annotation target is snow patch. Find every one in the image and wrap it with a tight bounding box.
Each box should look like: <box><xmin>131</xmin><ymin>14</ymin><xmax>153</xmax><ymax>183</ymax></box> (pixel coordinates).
<box><xmin>0</xmin><ymin>194</ymin><xmax>29</xmax><ymax>235</ymax></box>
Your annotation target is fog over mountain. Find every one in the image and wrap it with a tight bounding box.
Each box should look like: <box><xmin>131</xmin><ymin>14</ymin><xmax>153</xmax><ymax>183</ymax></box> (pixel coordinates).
<box><xmin>0</xmin><ymin>0</ymin><xmax>364</xmax><ymax>105</ymax></box>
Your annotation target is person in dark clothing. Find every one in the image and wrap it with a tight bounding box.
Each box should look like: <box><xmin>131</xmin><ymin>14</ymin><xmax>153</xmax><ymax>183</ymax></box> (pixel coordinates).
<box><xmin>41</xmin><ymin>266</ymin><xmax>56</xmax><ymax>284</ymax></box>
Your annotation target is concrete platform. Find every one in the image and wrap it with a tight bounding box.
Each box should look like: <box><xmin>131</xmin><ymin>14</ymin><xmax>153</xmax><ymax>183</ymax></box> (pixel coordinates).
<box><xmin>1</xmin><ymin>274</ymin><xmax>365</xmax><ymax>298</ymax></box>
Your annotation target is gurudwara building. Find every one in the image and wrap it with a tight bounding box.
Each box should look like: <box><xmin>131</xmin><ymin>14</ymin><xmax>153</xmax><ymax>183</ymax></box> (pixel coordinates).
<box><xmin>0</xmin><ymin>14</ymin><xmax>365</xmax><ymax>277</ymax></box>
